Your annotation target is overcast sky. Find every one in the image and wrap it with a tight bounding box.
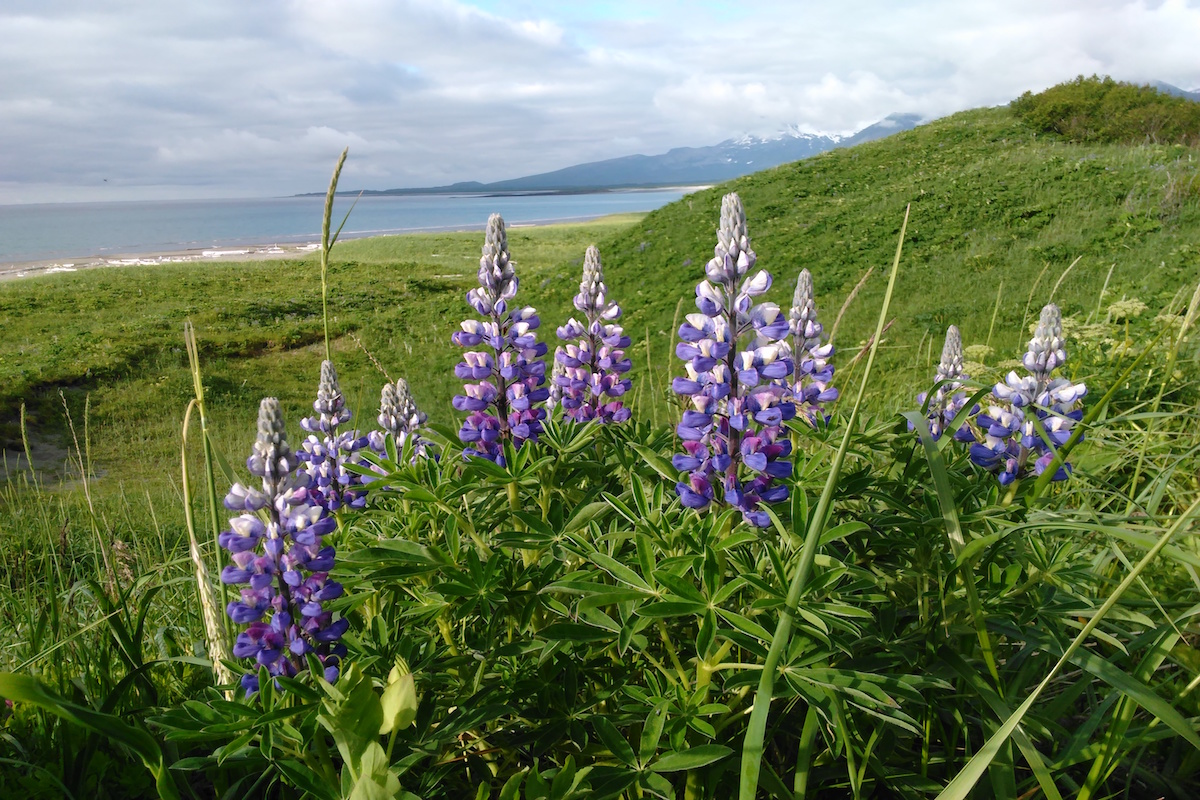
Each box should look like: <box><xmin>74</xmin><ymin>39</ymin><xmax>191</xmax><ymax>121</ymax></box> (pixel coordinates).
<box><xmin>2</xmin><ymin>0</ymin><xmax>1199</xmax><ymax>204</ymax></box>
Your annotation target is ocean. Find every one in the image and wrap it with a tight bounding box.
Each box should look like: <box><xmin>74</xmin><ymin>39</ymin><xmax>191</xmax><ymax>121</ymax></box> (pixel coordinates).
<box><xmin>0</xmin><ymin>189</ymin><xmax>693</xmax><ymax>266</ymax></box>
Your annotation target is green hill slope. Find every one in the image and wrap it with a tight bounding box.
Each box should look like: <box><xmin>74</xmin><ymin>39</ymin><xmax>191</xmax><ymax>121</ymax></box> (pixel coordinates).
<box><xmin>2</xmin><ymin>101</ymin><xmax>1198</xmax><ymax>493</ymax></box>
<box><xmin>546</xmin><ymin>104</ymin><xmax>1199</xmax><ymax>409</ymax></box>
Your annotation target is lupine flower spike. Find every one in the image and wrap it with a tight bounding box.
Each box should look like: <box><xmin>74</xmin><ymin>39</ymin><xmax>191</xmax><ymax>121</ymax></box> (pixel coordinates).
<box><xmin>369</xmin><ymin>378</ymin><xmax>432</xmax><ymax>460</ymax></box>
<box><xmin>967</xmin><ymin>304</ymin><xmax>1087</xmax><ymax>484</ymax></box>
<box><xmin>787</xmin><ymin>269</ymin><xmax>838</xmax><ymax>425</ymax></box>
<box><xmin>220</xmin><ymin>398</ymin><xmax>348</xmax><ymax>696</ymax></box>
<box><xmin>298</xmin><ymin>360</ymin><xmax>367</xmax><ymax>511</ymax></box>
<box><xmin>915</xmin><ymin>325</ymin><xmax>972</xmax><ymax>440</ymax></box>
<box><xmin>451</xmin><ymin>214</ymin><xmax>549</xmax><ymax>464</ymax></box>
<box><xmin>554</xmin><ymin>245</ymin><xmax>633</xmax><ymax>423</ymax></box>
<box><xmin>671</xmin><ymin>193</ymin><xmax>795</xmax><ymax>527</ymax></box>
<box><xmin>546</xmin><ymin>352</ymin><xmax>566</xmax><ymax>414</ymax></box>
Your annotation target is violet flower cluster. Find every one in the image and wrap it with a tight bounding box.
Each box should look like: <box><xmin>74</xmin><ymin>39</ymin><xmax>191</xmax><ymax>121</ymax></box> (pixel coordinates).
<box><xmin>672</xmin><ymin>193</ymin><xmax>795</xmax><ymax>528</ymax></box>
<box><xmin>451</xmin><ymin>214</ymin><xmax>549</xmax><ymax>464</ymax></box>
<box><xmin>298</xmin><ymin>360</ymin><xmax>367</xmax><ymax>511</ymax></box>
<box><xmin>966</xmin><ymin>304</ymin><xmax>1088</xmax><ymax>484</ymax></box>
<box><xmin>553</xmin><ymin>245</ymin><xmax>632</xmax><ymax>423</ymax></box>
<box><xmin>220</xmin><ymin>398</ymin><xmax>348</xmax><ymax>696</ymax></box>
<box><xmin>786</xmin><ymin>269</ymin><xmax>839</xmax><ymax>425</ymax></box>
<box><xmin>915</xmin><ymin>326</ymin><xmax>972</xmax><ymax>440</ymax></box>
<box><xmin>368</xmin><ymin>377</ymin><xmax>433</xmax><ymax>461</ymax></box>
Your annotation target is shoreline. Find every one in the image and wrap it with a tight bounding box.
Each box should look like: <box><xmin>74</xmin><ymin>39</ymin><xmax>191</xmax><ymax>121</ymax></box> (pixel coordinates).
<box><xmin>0</xmin><ymin>210</ymin><xmax>656</xmax><ymax>283</ymax></box>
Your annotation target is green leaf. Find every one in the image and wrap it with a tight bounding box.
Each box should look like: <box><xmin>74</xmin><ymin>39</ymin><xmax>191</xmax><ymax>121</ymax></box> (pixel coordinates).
<box><xmin>346</xmin><ymin>742</ymin><xmax>403</xmax><ymax>800</ymax></box>
<box><xmin>563</xmin><ymin>502</ymin><xmax>610</xmax><ymax>533</ymax></box>
<box><xmin>593</xmin><ymin>716</ymin><xmax>636</xmax><ymax>766</ymax></box>
<box><xmin>318</xmin><ymin>665</ymin><xmax>383</xmax><ymax>776</ymax></box>
<box><xmin>275</xmin><ymin>759</ymin><xmax>338</xmax><ymax>800</ymax></box>
<box><xmin>637</xmin><ymin>601</ymin><xmax>706</xmax><ymax>618</ymax></box>
<box><xmin>639</xmin><ymin>700</ymin><xmax>669</xmax><ymax>766</ymax></box>
<box><xmin>499</xmin><ymin>771</ymin><xmax>526</xmax><ymax>800</ymax></box>
<box><xmin>588</xmin><ymin>552</ymin><xmax>654</xmax><ymax>593</ymax></box>
<box><xmin>0</xmin><ymin>672</ymin><xmax>180</xmax><ymax>800</ymax></box>
<box><xmin>631</xmin><ymin>443</ymin><xmax>677</xmax><ymax>482</ymax></box>
<box><xmin>650</xmin><ymin>744</ymin><xmax>733</xmax><ymax>773</ymax></box>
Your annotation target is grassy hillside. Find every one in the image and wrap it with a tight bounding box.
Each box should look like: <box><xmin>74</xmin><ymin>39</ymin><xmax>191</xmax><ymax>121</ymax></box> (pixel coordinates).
<box><xmin>3</xmin><ymin>104</ymin><xmax>1199</xmax><ymax>498</ymax></box>
<box><xmin>554</xmin><ymin>105</ymin><xmax>1199</xmax><ymax>409</ymax></box>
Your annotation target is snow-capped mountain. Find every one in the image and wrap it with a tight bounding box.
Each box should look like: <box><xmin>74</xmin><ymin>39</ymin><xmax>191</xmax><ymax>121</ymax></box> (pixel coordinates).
<box><xmin>358</xmin><ymin>113</ymin><xmax>922</xmax><ymax>195</ymax></box>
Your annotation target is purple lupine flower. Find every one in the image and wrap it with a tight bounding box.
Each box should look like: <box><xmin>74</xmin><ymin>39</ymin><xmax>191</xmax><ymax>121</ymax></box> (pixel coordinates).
<box><xmin>451</xmin><ymin>214</ymin><xmax>549</xmax><ymax>464</ymax></box>
<box><xmin>553</xmin><ymin>245</ymin><xmax>632</xmax><ymax>424</ymax></box>
<box><xmin>220</xmin><ymin>398</ymin><xmax>348</xmax><ymax>696</ymax></box>
<box><xmin>786</xmin><ymin>269</ymin><xmax>838</xmax><ymax>425</ymax></box>
<box><xmin>966</xmin><ymin>304</ymin><xmax>1087</xmax><ymax>483</ymax></box>
<box><xmin>671</xmin><ymin>193</ymin><xmax>795</xmax><ymax>528</ymax></box>
<box><xmin>298</xmin><ymin>361</ymin><xmax>367</xmax><ymax>511</ymax></box>
<box><xmin>368</xmin><ymin>378</ymin><xmax>433</xmax><ymax>461</ymax></box>
<box><xmin>915</xmin><ymin>326</ymin><xmax>973</xmax><ymax>440</ymax></box>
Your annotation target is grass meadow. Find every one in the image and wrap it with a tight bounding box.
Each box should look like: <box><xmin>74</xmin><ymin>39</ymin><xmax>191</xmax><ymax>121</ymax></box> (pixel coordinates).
<box><xmin>3</xmin><ymin>86</ymin><xmax>1200</xmax><ymax>798</ymax></box>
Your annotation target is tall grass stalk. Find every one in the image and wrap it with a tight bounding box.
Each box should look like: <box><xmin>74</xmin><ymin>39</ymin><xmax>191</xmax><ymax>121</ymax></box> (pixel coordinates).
<box><xmin>1048</xmin><ymin>255</ymin><xmax>1083</xmax><ymax>303</ymax></box>
<box><xmin>933</xmin><ymin>495</ymin><xmax>1200</xmax><ymax>800</ymax></box>
<box><xmin>180</xmin><ymin>400</ymin><xmax>233</xmax><ymax>687</ymax></box>
<box><xmin>829</xmin><ymin>265</ymin><xmax>874</xmax><ymax>345</ymax></box>
<box><xmin>320</xmin><ymin>148</ymin><xmax>354</xmax><ymax>363</ymax></box>
<box><xmin>739</xmin><ymin>205</ymin><xmax>910</xmax><ymax>800</ymax></box>
<box><xmin>1020</xmin><ymin>260</ymin><xmax>1055</xmax><ymax>336</ymax></box>
<box><xmin>184</xmin><ymin>321</ymin><xmax>232</xmax><ymax>631</ymax></box>
<box><xmin>985</xmin><ymin>280</ymin><xmax>1003</xmax><ymax>347</ymax></box>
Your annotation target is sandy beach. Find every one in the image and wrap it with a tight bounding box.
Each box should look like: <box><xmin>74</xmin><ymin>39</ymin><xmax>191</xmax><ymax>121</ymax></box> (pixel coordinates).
<box><xmin>0</xmin><ymin>240</ymin><xmax>327</xmax><ymax>282</ymax></box>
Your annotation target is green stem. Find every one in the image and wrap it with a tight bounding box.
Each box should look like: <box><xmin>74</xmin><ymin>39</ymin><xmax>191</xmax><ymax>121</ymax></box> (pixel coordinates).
<box><xmin>319</xmin><ymin>149</ymin><xmax>349</xmax><ymax>364</ymax></box>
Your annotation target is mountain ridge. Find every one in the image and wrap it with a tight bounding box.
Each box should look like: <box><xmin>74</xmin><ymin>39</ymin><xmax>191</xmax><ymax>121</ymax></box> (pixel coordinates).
<box><xmin>312</xmin><ymin>113</ymin><xmax>922</xmax><ymax>196</ymax></box>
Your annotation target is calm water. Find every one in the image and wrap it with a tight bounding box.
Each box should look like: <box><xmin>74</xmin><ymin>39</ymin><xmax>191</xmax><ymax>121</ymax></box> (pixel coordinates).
<box><xmin>0</xmin><ymin>190</ymin><xmax>691</xmax><ymax>265</ymax></box>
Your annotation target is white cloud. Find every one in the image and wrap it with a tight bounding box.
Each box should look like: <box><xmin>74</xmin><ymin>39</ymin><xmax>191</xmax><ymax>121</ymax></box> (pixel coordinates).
<box><xmin>1</xmin><ymin>0</ymin><xmax>1199</xmax><ymax>203</ymax></box>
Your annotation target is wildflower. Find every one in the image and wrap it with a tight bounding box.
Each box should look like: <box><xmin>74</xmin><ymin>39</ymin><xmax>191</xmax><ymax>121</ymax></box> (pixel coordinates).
<box><xmin>368</xmin><ymin>378</ymin><xmax>432</xmax><ymax>460</ymax></box>
<box><xmin>452</xmin><ymin>214</ymin><xmax>549</xmax><ymax>464</ymax></box>
<box><xmin>298</xmin><ymin>360</ymin><xmax>367</xmax><ymax>511</ymax></box>
<box><xmin>966</xmin><ymin>304</ymin><xmax>1087</xmax><ymax>484</ymax></box>
<box><xmin>915</xmin><ymin>326</ymin><xmax>972</xmax><ymax>440</ymax></box>
<box><xmin>220</xmin><ymin>398</ymin><xmax>348</xmax><ymax>696</ymax></box>
<box><xmin>553</xmin><ymin>245</ymin><xmax>632</xmax><ymax>423</ymax></box>
<box><xmin>671</xmin><ymin>193</ymin><xmax>794</xmax><ymax>527</ymax></box>
<box><xmin>786</xmin><ymin>269</ymin><xmax>838</xmax><ymax>425</ymax></box>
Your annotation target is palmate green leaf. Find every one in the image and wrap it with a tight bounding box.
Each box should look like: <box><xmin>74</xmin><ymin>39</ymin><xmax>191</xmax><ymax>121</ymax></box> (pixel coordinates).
<box><xmin>650</xmin><ymin>744</ymin><xmax>733</xmax><ymax>772</ymax></box>
<box><xmin>0</xmin><ymin>672</ymin><xmax>180</xmax><ymax>800</ymax></box>
<box><xmin>592</xmin><ymin>716</ymin><xmax>636</xmax><ymax>766</ymax></box>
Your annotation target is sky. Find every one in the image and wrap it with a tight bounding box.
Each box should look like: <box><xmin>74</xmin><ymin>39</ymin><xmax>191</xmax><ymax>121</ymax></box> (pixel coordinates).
<box><xmin>2</xmin><ymin>0</ymin><xmax>1199</xmax><ymax>204</ymax></box>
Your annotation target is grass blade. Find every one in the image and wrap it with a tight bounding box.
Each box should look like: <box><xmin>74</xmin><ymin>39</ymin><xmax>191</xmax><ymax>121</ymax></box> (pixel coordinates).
<box><xmin>740</xmin><ymin>204</ymin><xmax>910</xmax><ymax>800</ymax></box>
<box><xmin>933</xmin><ymin>495</ymin><xmax>1200</xmax><ymax>800</ymax></box>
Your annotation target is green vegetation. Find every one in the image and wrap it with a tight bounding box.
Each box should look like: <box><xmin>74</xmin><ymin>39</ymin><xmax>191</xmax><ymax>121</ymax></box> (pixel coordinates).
<box><xmin>3</xmin><ymin>81</ymin><xmax>1200</xmax><ymax>798</ymax></box>
<box><xmin>1012</xmin><ymin>75</ymin><xmax>1200</xmax><ymax>146</ymax></box>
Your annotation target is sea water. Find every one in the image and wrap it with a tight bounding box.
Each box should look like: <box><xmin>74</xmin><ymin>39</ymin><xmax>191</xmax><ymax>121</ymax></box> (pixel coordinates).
<box><xmin>0</xmin><ymin>189</ymin><xmax>693</xmax><ymax>265</ymax></box>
